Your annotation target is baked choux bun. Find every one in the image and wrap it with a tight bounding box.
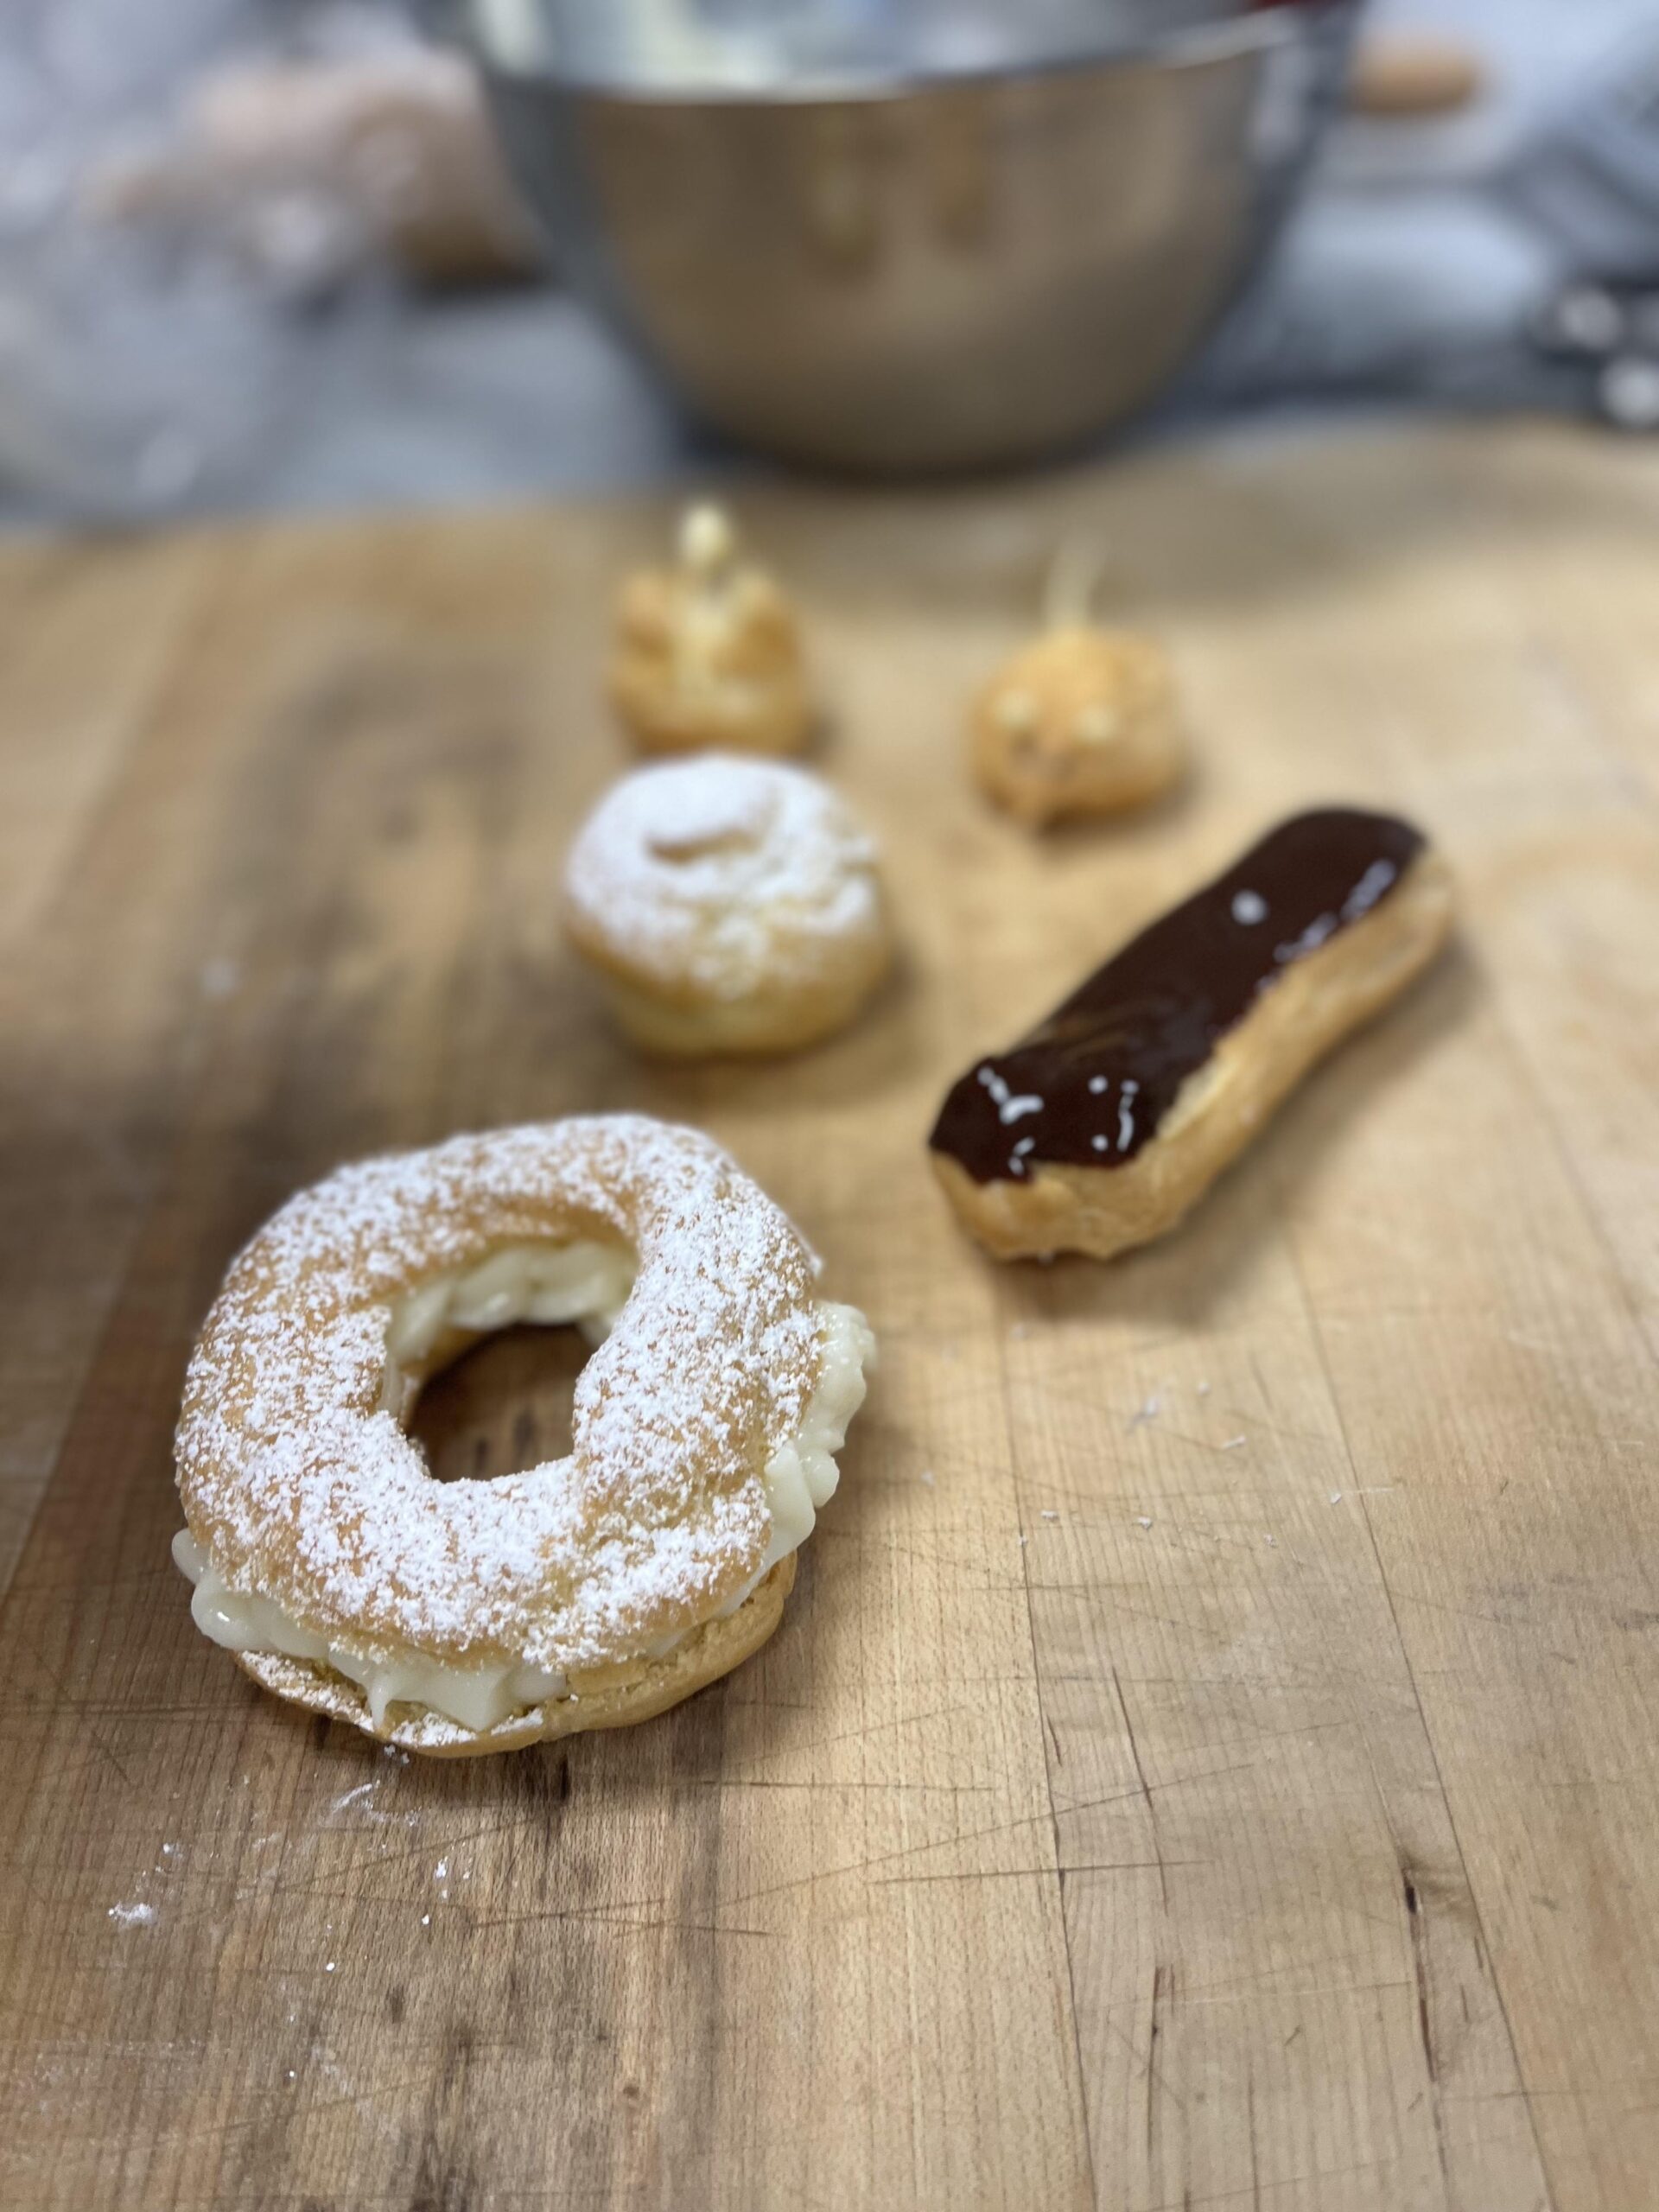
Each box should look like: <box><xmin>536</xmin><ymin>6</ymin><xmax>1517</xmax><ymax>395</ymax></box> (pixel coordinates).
<box><xmin>973</xmin><ymin>541</ymin><xmax>1185</xmax><ymax>828</ymax></box>
<box><xmin>974</xmin><ymin>626</ymin><xmax>1184</xmax><ymax>828</ymax></box>
<box><xmin>563</xmin><ymin>754</ymin><xmax>893</xmax><ymax>1058</ymax></box>
<box><xmin>610</xmin><ymin>503</ymin><xmax>813</xmax><ymax>756</ymax></box>
<box><xmin>172</xmin><ymin>1116</ymin><xmax>875</xmax><ymax>1757</ymax></box>
<box><xmin>931</xmin><ymin>810</ymin><xmax>1452</xmax><ymax>1261</ymax></box>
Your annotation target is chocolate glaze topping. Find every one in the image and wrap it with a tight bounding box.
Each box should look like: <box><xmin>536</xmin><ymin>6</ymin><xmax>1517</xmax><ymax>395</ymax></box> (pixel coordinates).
<box><xmin>930</xmin><ymin>808</ymin><xmax>1426</xmax><ymax>1185</ymax></box>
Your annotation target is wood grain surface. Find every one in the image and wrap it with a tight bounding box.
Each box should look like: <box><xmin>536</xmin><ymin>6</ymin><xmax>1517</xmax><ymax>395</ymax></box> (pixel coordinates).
<box><xmin>2</xmin><ymin>423</ymin><xmax>1657</xmax><ymax>2212</ymax></box>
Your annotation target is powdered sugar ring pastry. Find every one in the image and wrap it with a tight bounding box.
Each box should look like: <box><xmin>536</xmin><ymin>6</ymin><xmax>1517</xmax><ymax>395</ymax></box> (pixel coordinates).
<box><xmin>172</xmin><ymin>1116</ymin><xmax>874</xmax><ymax>1758</ymax></box>
<box><xmin>563</xmin><ymin>753</ymin><xmax>893</xmax><ymax>1057</ymax></box>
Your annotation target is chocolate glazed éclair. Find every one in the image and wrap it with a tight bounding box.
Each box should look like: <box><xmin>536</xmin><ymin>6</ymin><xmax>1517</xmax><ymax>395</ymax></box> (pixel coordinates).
<box><xmin>930</xmin><ymin>809</ymin><xmax>1427</xmax><ymax>1186</ymax></box>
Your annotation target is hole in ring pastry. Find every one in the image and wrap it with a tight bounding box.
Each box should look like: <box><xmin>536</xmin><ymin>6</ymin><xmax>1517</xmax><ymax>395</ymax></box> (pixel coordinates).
<box><xmin>172</xmin><ymin>1116</ymin><xmax>874</xmax><ymax>1758</ymax></box>
<box><xmin>563</xmin><ymin>753</ymin><xmax>893</xmax><ymax>1058</ymax></box>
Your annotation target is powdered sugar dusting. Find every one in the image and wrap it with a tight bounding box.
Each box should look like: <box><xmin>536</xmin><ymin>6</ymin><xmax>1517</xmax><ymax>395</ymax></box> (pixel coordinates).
<box><xmin>175</xmin><ymin>1117</ymin><xmax>823</xmax><ymax>1676</ymax></box>
<box><xmin>563</xmin><ymin>754</ymin><xmax>885</xmax><ymax>999</ymax></box>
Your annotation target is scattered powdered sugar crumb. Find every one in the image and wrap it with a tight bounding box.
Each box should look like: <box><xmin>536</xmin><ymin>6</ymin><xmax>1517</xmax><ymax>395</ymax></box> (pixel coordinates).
<box><xmin>1128</xmin><ymin>1396</ymin><xmax>1162</xmax><ymax>1430</ymax></box>
<box><xmin>1137</xmin><ymin>1516</ymin><xmax>1153</xmax><ymax>1529</ymax></box>
<box><xmin>174</xmin><ymin>1117</ymin><xmax>827</xmax><ymax>1674</ymax></box>
<box><xmin>1330</xmin><ymin>1491</ymin><xmax>1344</xmax><ymax>1505</ymax></box>
<box><xmin>107</xmin><ymin>1903</ymin><xmax>153</xmax><ymax>1927</ymax></box>
<box><xmin>327</xmin><ymin>1777</ymin><xmax>418</xmax><ymax>1830</ymax></box>
<box><xmin>563</xmin><ymin>755</ymin><xmax>884</xmax><ymax>996</ymax></box>
<box><xmin>1197</xmin><ymin>1381</ymin><xmax>1211</xmax><ymax>1397</ymax></box>
<box><xmin>421</xmin><ymin>1913</ymin><xmax>431</xmax><ymax>1927</ymax></box>
<box><xmin>1040</xmin><ymin>1510</ymin><xmax>1058</xmax><ymax>1522</ymax></box>
<box><xmin>325</xmin><ymin>1961</ymin><xmax>336</xmax><ymax>1973</ymax></box>
<box><xmin>1221</xmin><ymin>1435</ymin><xmax>1247</xmax><ymax>1451</ymax></box>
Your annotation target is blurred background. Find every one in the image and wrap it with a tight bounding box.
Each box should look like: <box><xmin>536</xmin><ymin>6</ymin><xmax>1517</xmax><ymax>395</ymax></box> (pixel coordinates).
<box><xmin>2</xmin><ymin>0</ymin><xmax>1656</xmax><ymax>523</ymax></box>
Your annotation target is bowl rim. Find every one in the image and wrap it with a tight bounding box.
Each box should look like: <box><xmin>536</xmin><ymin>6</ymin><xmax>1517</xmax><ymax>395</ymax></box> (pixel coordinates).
<box><xmin>426</xmin><ymin>0</ymin><xmax>1357</xmax><ymax>104</ymax></box>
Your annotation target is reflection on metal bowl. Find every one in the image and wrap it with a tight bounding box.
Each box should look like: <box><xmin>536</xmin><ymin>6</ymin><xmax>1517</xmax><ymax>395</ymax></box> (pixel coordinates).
<box><xmin>429</xmin><ymin>1</ymin><xmax>1362</xmax><ymax>473</ymax></box>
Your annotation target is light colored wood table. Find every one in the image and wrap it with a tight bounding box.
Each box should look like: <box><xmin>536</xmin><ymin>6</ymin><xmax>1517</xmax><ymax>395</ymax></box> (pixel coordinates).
<box><xmin>3</xmin><ymin>423</ymin><xmax>1656</xmax><ymax>2212</ymax></box>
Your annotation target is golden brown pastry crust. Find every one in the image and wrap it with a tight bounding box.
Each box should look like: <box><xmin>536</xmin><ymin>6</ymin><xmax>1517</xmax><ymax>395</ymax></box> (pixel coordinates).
<box><xmin>234</xmin><ymin>1556</ymin><xmax>797</xmax><ymax>1759</ymax></box>
<box><xmin>972</xmin><ymin>626</ymin><xmax>1184</xmax><ymax>828</ymax></box>
<box><xmin>610</xmin><ymin>505</ymin><xmax>812</xmax><ymax>756</ymax></box>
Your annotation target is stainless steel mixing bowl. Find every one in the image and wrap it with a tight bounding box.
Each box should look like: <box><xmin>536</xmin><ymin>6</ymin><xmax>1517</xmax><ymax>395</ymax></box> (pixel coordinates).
<box><xmin>429</xmin><ymin>1</ymin><xmax>1362</xmax><ymax>472</ymax></box>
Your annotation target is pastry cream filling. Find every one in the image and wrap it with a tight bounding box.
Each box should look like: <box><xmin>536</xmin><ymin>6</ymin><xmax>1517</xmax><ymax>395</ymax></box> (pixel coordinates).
<box><xmin>173</xmin><ymin>1241</ymin><xmax>873</xmax><ymax>1736</ymax></box>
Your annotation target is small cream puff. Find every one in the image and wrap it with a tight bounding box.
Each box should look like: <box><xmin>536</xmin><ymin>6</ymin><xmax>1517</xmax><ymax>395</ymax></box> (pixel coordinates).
<box><xmin>563</xmin><ymin>753</ymin><xmax>892</xmax><ymax>1057</ymax></box>
<box><xmin>973</xmin><ymin>625</ymin><xmax>1185</xmax><ymax>828</ymax></box>
<box><xmin>610</xmin><ymin>504</ymin><xmax>813</xmax><ymax>757</ymax></box>
<box><xmin>972</xmin><ymin>541</ymin><xmax>1185</xmax><ymax>828</ymax></box>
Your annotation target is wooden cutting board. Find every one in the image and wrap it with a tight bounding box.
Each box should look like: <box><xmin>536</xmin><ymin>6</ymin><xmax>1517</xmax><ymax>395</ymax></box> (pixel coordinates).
<box><xmin>3</xmin><ymin>423</ymin><xmax>1657</xmax><ymax>2212</ymax></box>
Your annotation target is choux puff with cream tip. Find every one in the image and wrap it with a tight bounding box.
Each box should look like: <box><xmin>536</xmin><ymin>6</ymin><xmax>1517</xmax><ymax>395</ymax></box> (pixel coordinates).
<box><xmin>172</xmin><ymin>1116</ymin><xmax>874</xmax><ymax>1757</ymax></box>
<box><xmin>973</xmin><ymin>539</ymin><xmax>1185</xmax><ymax>828</ymax></box>
<box><xmin>563</xmin><ymin>753</ymin><xmax>893</xmax><ymax>1058</ymax></box>
<box><xmin>610</xmin><ymin>502</ymin><xmax>813</xmax><ymax>756</ymax></box>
